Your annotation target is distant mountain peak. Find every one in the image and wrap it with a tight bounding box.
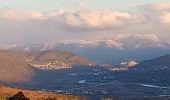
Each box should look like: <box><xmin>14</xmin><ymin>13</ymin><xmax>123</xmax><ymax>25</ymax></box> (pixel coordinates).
<box><xmin>0</xmin><ymin>34</ymin><xmax>170</xmax><ymax>64</ymax></box>
<box><xmin>0</xmin><ymin>34</ymin><xmax>168</xmax><ymax>51</ymax></box>
<box><xmin>113</xmin><ymin>34</ymin><xmax>168</xmax><ymax>49</ymax></box>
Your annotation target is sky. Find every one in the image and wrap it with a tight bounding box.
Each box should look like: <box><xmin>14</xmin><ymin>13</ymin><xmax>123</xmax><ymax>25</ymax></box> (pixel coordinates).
<box><xmin>0</xmin><ymin>0</ymin><xmax>169</xmax><ymax>12</ymax></box>
<box><xmin>0</xmin><ymin>0</ymin><xmax>170</xmax><ymax>44</ymax></box>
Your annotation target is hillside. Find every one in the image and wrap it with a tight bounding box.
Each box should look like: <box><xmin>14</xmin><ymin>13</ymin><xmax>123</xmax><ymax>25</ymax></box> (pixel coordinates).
<box><xmin>136</xmin><ymin>54</ymin><xmax>170</xmax><ymax>69</ymax></box>
<box><xmin>110</xmin><ymin>54</ymin><xmax>170</xmax><ymax>86</ymax></box>
<box><xmin>0</xmin><ymin>51</ymin><xmax>35</xmax><ymax>83</ymax></box>
<box><xmin>0</xmin><ymin>86</ymin><xmax>84</xmax><ymax>100</ymax></box>
<box><xmin>34</xmin><ymin>51</ymin><xmax>95</xmax><ymax>66</ymax></box>
<box><xmin>0</xmin><ymin>50</ymin><xmax>95</xmax><ymax>83</ymax></box>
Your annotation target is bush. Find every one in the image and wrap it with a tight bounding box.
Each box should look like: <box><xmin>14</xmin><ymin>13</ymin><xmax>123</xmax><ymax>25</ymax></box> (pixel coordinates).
<box><xmin>8</xmin><ymin>91</ymin><xmax>30</xmax><ymax>100</ymax></box>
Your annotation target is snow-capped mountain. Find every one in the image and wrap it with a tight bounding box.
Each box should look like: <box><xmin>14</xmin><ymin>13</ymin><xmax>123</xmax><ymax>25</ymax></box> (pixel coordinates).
<box><xmin>1</xmin><ymin>34</ymin><xmax>170</xmax><ymax>64</ymax></box>
<box><xmin>115</xmin><ymin>34</ymin><xmax>170</xmax><ymax>49</ymax></box>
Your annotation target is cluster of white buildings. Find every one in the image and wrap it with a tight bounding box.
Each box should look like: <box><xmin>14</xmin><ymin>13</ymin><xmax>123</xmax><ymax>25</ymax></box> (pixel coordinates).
<box><xmin>120</xmin><ymin>60</ymin><xmax>138</xmax><ymax>67</ymax></box>
<box><xmin>99</xmin><ymin>60</ymin><xmax>139</xmax><ymax>72</ymax></box>
<box><xmin>30</xmin><ymin>61</ymin><xmax>72</xmax><ymax>70</ymax></box>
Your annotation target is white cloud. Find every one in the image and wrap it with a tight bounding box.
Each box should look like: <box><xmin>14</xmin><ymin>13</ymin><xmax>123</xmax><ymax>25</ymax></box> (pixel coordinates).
<box><xmin>0</xmin><ymin>8</ymin><xmax>138</xmax><ymax>28</ymax></box>
<box><xmin>61</xmin><ymin>11</ymin><xmax>133</xmax><ymax>28</ymax></box>
<box><xmin>0</xmin><ymin>2</ymin><xmax>170</xmax><ymax>44</ymax></box>
<box><xmin>76</xmin><ymin>11</ymin><xmax>132</xmax><ymax>28</ymax></box>
<box><xmin>0</xmin><ymin>7</ymin><xmax>44</xmax><ymax>21</ymax></box>
<box><xmin>161</xmin><ymin>13</ymin><xmax>170</xmax><ymax>23</ymax></box>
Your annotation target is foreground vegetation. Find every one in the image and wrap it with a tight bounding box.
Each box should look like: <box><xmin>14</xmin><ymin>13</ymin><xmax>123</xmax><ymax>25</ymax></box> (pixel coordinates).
<box><xmin>0</xmin><ymin>86</ymin><xmax>85</xmax><ymax>100</ymax></box>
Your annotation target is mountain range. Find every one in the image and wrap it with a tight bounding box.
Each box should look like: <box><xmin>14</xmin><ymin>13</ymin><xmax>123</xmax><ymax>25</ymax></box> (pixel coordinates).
<box><xmin>0</xmin><ymin>34</ymin><xmax>170</xmax><ymax>64</ymax></box>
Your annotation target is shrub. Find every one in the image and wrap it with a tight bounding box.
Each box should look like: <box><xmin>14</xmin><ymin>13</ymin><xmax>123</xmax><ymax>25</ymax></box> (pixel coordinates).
<box><xmin>8</xmin><ymin>91</ymin><xmax>30</xmax><ymax>100</ymax></box>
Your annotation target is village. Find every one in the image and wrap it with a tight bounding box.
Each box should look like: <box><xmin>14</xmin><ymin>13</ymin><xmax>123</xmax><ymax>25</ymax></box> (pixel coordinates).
<box><xmin>30</xmin><ymin>61</ymin><xmax>72</xmax><ymax>70</ymax></box>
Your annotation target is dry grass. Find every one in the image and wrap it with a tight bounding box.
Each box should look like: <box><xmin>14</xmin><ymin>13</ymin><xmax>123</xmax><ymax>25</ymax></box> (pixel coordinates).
<box><xmin>0</xmin><ymin>86</ymin><xmax>84</xmax><ymax>100</ymax></box>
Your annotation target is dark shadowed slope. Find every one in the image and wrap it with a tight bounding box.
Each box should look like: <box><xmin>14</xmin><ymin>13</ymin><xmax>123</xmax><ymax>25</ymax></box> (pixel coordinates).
<box><xmin>136</xmin><ymin>54</ymin><xmax>170</xmax><ymax>69</ymax></box>
<box><xmin>111</xmin><ymin>54</ymin><xmax>170</xmax><ymax>86</ymax></box>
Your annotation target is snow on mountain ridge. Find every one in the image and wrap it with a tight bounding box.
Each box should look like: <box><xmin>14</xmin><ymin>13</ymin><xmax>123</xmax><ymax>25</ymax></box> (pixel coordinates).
<box><xmin>60</xmin><ymin>39</ymin><xmax>123</xmax><ymax>49</ymax></box>
<box><xmin>114</xmin><ymin>34</ymin><xmax>168</xmax><ymax>49</ymax></box>
<box><xmin>0</xmin><ymin>34</ymin><xmax>169</xmax><ymax>51</ymax></box>
<box><xmin>56</xmin><ymin>34</ymin><xmax>168</xmax><ymax>49</ymax></box>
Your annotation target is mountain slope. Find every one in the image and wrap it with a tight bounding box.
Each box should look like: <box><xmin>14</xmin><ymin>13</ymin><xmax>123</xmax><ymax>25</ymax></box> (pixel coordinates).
<box><xmin>115</xmin><ymin>34</ymin><xmax>169</xmax><ymax>49</ymax></box>
<box><xmin>34</xmin><ymin>51</ymin><xmax>95</xmax><ymax>66</ymax></box>
<box><xmin>136</xmin><ymin>54</ymin><xmax>170</xmax><ymax>69</ymax></box>
<box><xmin>0</xmin><ymin>51</ymin><xmax>35</xmax><ymax>83</ymax></box>
<box><xmin>0</xmin><ymin>50</ymin><xmax>95</xmax><ymax>83</ymax></box>
<box><xmin>2</xmin><ymin>34</ymin><xmax>169</xmax><ymax>51</ymax></box>
<box><xmin>0</xmin><ymin>86</ymin><xmax>83</xmax><ymax>100</ymax></box>
<box><xmin>110</xmin><ymin>54</ymin><xmax>170</xmax><ymax>86</ymax></box>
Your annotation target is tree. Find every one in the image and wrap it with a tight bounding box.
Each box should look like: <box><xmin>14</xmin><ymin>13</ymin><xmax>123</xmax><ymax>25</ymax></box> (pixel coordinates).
<box><xmin>8</xmin><ymin>91</ymin><xmax>30</xmax><ymax>100</ymax></box>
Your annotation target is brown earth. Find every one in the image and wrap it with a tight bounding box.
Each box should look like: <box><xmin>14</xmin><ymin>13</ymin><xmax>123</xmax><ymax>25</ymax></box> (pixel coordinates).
<box><xmin>0</xmin><ymin>86</ymin><xmax>86</xmax><ymax>100</ymax></box>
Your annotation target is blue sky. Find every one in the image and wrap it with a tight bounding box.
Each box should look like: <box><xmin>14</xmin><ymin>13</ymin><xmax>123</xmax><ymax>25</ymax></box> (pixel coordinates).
<box><xmin>0</xmin><ymin>0</ymin><xmax>169</xmax><ymax>12</ymax></box>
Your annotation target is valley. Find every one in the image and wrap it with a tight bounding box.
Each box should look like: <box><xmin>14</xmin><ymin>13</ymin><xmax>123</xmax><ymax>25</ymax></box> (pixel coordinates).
<box><xmin>1</xmin><ymin>50</ymin><xmax>170</xmax><ymax>99</ymax></box>
<box><xmin>1</xmin><ymin>35</ymin><xmax>170</xmax><ymax>99</ymax></box>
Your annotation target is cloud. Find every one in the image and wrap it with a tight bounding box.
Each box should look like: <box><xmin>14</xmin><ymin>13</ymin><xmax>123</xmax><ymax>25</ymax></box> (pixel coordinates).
<box><xmin>0</xmin><ymin>2</ymin><xmax>170</xmax><ymax>44</ymax></box>
<box><xmin>0</xmin><ymin>8</ymin><xmax>138</xmax><ymax>28</ymax></box>
<box><xmin>0</xmin><ymin>7</ymin><xmax>44</xmax><ymax>21</ymax></box>
<box><xmin>64</xmin><ymin>11</ymin><xmax>133</xmax><ymax>28</ymax></box>
<box><xmin>161</xmin><ymin>13</ymin><xmax>170</xmax><ymax>23</ymax></box>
